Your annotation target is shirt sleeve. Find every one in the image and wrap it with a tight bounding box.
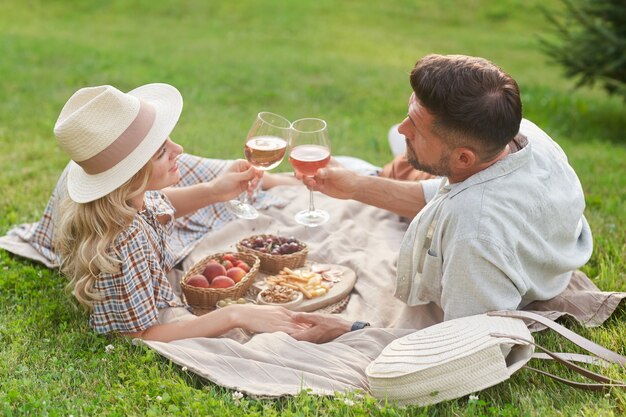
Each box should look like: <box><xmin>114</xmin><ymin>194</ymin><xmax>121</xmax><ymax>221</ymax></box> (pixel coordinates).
<box><xmin>439</xmin><ymin>237</ymin><xmax>523</xmax><ymax>321</ymax></box>
<box><xmin>89</xmin><ymin>224</ymin><xmax>162</xmax><ymax>334</ymax></box>
<box><xmin>421</xmin><ymin>178</ymin><xmax>443</xmax><ymax>204</ymax></box>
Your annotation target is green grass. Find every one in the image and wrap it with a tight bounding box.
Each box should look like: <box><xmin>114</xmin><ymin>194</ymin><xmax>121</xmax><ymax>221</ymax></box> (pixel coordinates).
<box><xmin>1</xmin><ymin>0</ymin><xmax>625</xmax><ymax>415</ymax></box>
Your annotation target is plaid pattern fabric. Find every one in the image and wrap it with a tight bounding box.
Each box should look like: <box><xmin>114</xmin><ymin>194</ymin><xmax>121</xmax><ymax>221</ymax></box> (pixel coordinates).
<box><xmin>6</xmin><ymin>153</ymin><xmax>287</xmax><ymax>334</ymax></box>
<box><xmin>8</xmin><ymin>165</ymin><xmax>72</xmax><ymax>267</ymax></box>
<box><xmin>8</xmin><ymin>154</ymin><xmax>287</xmax><ymax>266</ymax></box>
<box><xmin>90</xmin><ymin>192</ymin><xmax>184</xmax><ymax>334</ymax></box>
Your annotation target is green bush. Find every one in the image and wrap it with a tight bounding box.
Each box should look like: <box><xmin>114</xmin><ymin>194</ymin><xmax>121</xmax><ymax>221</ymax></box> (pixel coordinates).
<box><xmin>540</xmin><ymin>0</ymin><xmax>626</xmax><ymax>101</ymax></box>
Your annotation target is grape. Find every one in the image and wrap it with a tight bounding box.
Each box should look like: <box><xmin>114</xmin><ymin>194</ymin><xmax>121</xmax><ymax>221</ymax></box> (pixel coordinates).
<box><xmin>243</xmin><ymin>235</ymin><xmax>303</xmax><ymax>255</ymax></box>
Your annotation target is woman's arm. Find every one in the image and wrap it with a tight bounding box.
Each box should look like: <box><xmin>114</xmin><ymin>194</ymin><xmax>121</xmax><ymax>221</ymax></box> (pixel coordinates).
<box><xmin>124</xmin><ymin>304</ymin><xmax>307</xmax><ymax>342</ymax></box>
<box><xmin>162</xmin><ymin>159</ymin><xmax>261</xmax><ymax>218</ymax></box>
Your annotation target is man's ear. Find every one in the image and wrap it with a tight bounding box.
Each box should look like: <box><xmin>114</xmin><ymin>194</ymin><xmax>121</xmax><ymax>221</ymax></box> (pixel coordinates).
<box><xmin>451</xmin><ymin>147</ymin><xmax>478</xmax><ymax>170</ymax></box>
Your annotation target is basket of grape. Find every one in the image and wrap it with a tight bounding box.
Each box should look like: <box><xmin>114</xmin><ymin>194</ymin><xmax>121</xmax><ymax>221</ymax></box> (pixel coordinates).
<box><xmin>236</xmin><ymin>234</ymin><xmax>308</xmax><ymax>274</ymax></box>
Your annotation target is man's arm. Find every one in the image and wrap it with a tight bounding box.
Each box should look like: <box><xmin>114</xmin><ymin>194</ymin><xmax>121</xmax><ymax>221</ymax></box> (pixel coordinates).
<box><xmin>303</xmin><ymin>166</ymin><xmax>427</xmax><ymax>218</ymax></box>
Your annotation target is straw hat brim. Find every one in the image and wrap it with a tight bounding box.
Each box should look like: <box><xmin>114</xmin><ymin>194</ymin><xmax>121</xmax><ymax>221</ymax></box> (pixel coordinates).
<box><xmin>66</xmin><ymin>83</ymin><xmax>183</xmax><ymax>203</ymax></box>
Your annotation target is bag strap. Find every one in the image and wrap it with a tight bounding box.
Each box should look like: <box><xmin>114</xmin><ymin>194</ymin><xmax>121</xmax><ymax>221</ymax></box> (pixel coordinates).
<box><xmin>491</xmin><ymin>332</ymin><xmax>626</xmax><ymax>390</ymax></box>
<box><xmin>488</xmin><ymin>310</ymin><xmax>626</xmax><ymax>391</ymax></box>
<box><xmin>524</xmin><ymin>365</ymin><xmax>625</xmax><ymax>391</ymax></box>
<box><xmin>532</xmin><ymin>352</ymin><xmax>610</xmax><ymax>367</ymax></box>
<box><xmin>487</xmin><ymin>310</ymin><xmax>626</xmax><ymax>365</ymax></box>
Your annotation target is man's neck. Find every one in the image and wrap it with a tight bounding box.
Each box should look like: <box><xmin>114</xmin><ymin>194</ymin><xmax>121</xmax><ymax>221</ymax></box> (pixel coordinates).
<box><xmin>448</xmin><ymin>143</ymin><xmax>511</xmax><ymax>184</ymax></box>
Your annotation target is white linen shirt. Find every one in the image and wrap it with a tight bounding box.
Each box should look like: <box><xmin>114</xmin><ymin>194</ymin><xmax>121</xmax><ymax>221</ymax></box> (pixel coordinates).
<box><xmin>395</xmin><ymin>119</ymin><xmax>593</xmax><ymax>320</ymax></box>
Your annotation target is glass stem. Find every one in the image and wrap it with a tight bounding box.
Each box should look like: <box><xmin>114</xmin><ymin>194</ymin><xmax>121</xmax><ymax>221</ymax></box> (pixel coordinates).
<box><xmin>308</xmin><ymin>189</ymin><xmax>316</xmax><ymax>213</ymax></box>
<box><xmin>242</xmin><ymin>180</ymin><xmax>252</xmax><ymax>205</ymax></box>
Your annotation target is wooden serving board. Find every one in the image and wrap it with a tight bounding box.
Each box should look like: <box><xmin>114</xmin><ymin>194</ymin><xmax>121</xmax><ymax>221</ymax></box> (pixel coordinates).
<box><xmin>251</xmin><ymin>262</ymin><xmax>356</xmax><ymax>312</ymax></box>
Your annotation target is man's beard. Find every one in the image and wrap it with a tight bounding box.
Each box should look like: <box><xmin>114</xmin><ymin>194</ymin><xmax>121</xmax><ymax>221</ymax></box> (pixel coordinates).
<box><xmin>405</xmin><ymin>138</ymin><xmax>451</xmax><ymax>177</ymax></box>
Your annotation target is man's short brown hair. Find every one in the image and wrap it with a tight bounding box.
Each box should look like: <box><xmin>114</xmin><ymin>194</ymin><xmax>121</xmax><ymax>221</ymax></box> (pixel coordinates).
<box><xmin>410</xmin><ymin>54</ymin><xmax>522</xmax><ymax>161</ymax></box>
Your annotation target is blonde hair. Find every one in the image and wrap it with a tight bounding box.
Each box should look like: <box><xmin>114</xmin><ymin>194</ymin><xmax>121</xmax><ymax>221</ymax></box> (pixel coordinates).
<box><xmin>55</xmin><ymin>163</ymin><xmax>152</xmax><ymax>309</ymax></box>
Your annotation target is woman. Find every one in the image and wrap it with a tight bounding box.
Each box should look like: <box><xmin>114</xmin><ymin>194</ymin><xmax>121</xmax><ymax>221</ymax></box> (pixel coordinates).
<box><xmin>50</xmin><ymin>83</ymin><xmax>307</xmax><ymax>342</ymax></box>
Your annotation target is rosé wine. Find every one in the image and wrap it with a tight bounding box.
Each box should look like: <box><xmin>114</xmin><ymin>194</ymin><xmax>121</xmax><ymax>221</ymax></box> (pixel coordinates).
<box><xmin>244</xmin><ymin>136</ymin><xmax>287</xmax><ymax>170</ymax></box>
<box><xmin>289</xmin><ymin>145</ymin><xmax>331</xmax><ymax>176</ymax></box>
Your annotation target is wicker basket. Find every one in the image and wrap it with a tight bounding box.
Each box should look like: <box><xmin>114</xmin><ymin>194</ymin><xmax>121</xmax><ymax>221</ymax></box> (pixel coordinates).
<box><xmin>236</xmin><ymin>234</ymin><xmax>308</xmax><ymax>274</ymax></box>
<box><xmin>181</xmin><ymin>252</ymin><xmax>260</xmax><ymax>311</ymax></box>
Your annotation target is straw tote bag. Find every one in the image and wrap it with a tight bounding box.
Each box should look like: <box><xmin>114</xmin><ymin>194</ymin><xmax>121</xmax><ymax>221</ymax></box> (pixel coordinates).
<box><xmin>366</xmin><ymin>310</ymin><xmax>626</xmax><ymax>406</ymax></box>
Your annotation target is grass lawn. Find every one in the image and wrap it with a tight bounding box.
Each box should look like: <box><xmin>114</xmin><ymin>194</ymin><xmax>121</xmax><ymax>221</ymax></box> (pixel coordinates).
<box><xmin>1</xmin><ymin>0</ymin><xmax>625</xmax><ymax>415</ymax></box>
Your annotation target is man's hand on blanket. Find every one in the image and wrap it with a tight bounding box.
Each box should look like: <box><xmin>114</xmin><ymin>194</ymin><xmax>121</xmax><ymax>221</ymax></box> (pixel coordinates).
<box><xmin>289</xmin><ymin>312</ymin><xmax>352</xmax><ymax>343</ymax></box>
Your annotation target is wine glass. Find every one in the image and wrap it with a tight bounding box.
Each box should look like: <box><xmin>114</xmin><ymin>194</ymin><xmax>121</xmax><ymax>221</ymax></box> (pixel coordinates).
<box><xmin>288</xmin><ymin>118</ymin><xmax>331</xmax><ymax>227</ymax></box>
<box><xmin>226</xmin><ymin>111</ymin><xmax>291</xmax><ymax>219</ymax></box>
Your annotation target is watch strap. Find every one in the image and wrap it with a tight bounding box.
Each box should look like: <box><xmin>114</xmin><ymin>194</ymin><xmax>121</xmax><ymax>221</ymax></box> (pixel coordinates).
<box><xmin>350</xmin><ymin>321</ymin><xmax>371</xmax><ymax>331</ymax></box>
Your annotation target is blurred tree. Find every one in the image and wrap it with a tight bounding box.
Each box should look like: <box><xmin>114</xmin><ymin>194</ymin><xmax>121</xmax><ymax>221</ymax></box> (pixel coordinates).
<box><xmin>540</xmin><ymin>0</ymin><xmax>626</xmax><ymax>101</ymax></box>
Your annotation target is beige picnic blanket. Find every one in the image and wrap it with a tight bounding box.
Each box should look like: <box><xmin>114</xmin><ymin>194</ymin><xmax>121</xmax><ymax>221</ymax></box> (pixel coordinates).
<box><xmin>145</xmin><ymin>185</ymin><xmax>625</xmax><ymax>397</ymax></box>
<box><xmin>1</xmin><ymin>184</ymin><xmax>624</xmax><ymax>397</ymax></box>
<box><xmin>144</xmin><ymin>185</ymin><xmax>445</xmax><ymax>397</ymax></box>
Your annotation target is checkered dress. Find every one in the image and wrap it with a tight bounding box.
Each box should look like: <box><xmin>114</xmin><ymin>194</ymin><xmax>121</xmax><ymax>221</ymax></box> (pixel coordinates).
<box><xmin>90</xmin><ymin>191</ymin><xmax>183</xmax><ymax>334</ymax></box>
<box><xmin>8</xmin><ymin>154</ymin><xmax>286</xmax><ymax>334</ymax></box>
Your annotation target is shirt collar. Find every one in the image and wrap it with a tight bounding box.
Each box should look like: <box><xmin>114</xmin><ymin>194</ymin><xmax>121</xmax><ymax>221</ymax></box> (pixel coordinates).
<box><xmin>446</xmin><ymin>140</ymin><xmax>532</xmax><ymax>198</ymax></box>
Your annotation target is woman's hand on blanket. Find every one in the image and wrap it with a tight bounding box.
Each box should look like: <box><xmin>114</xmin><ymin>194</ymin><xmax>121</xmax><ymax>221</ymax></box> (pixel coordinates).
<box><xmin>210</xmin><ymin>159</ymin><xmax>263</xmax><ymax>200</ymax></box>
<box><xmin>289</xmin><ymin>312</ymin><xmax>352</xmax><ymax>343</ymax></box>
<box><xmin>233</xmin><ymin>305</ymin><xmax>310</xmax><ymax>335</ymax></box>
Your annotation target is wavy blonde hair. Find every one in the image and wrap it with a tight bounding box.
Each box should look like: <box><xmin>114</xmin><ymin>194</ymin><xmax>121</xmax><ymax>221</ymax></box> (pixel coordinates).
<box><xmin>55</xmin><ymin>162</ymin><xmax>153</xmax><ymax>309</ymax></box>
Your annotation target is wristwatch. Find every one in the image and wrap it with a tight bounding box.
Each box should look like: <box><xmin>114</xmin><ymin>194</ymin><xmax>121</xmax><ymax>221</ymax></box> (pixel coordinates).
<box><xmin>350</xmin><ymin>321</ymin><xmax>371</xmax><ymax>332</ymax></box>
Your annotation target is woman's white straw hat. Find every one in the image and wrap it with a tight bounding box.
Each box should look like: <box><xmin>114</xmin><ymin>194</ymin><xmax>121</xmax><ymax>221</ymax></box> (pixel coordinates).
<box><xmin>54</xmin><ymin>83</ymin><xmax>183</xmax><ymax>203</ymax></box>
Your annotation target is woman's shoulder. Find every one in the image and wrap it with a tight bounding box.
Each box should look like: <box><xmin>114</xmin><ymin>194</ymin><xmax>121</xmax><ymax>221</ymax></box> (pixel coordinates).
<box><xmin>110</xmin><ymin>215</ymin><xmax>146</xmax><ymax>255</ymax></box>
<box><xmin>144</xmin><ymin>190</ymin><xmax>175</xmax><ymax>215</ymax></box>
<box><xmin>108</xmin><ymin>192</ymin><xmax>175</xmax><ymax>253</ymax></box>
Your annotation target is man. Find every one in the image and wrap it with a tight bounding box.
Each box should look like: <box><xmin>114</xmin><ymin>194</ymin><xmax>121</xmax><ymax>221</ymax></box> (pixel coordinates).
<box><xmin>292</xmin><ymin>54</ymin><xmax>593</xmax><ymax>342</ymax></box>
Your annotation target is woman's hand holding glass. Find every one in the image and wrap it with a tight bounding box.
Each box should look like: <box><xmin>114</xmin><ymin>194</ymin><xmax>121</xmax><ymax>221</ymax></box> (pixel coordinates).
<box><xmin>226</xmin><ymin>112</ymin><xmax>291</xmax><ymax>219</ymax></box>
<box><xmin>213</xmin><ymin>159</ymin><xmax>262</xmax><ymax>202</ymax></box>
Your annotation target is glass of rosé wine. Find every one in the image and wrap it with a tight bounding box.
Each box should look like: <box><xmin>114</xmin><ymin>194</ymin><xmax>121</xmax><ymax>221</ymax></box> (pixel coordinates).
<box><xmin>226</xmin><ymin>111</ymin><xmax>291</xmax><ymax>219</ymax></box>
<box><xmin>288</xmin><ymin>118</ymin><xmax>331</xmax><ymax>227</ymax></box>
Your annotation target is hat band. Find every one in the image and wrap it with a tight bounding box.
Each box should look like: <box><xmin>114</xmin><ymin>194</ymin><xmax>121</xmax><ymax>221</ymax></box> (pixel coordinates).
<box><xmin>76</xmin><ymin>100</ymin><xmax>157</xmax><ymax>175</ymax></box>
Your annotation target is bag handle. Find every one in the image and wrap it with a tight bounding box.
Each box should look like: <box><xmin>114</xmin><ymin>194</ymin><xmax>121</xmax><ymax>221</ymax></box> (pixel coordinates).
<box><xmin>524</xmin><ymin>365</ymin><xmax>625</xmax><ymax>391</ymax></box>
<box><xmin>488</xmin><ymin>310</ymin><xmax>626</xmax><ymax>391</ymax></box>
<box><xmin>487</xmin><ymin>310</ymin><xmax>626</xmax><ymax>365</ymax></box>
<box><xmin>491</xmin><ymin>332</ymin><xmax>626</xmax><ymax>390</ymax></box>
<box><xmin>531</xmin><ymin>352</ymin><xmax>610</xmax><ymax>367</ymax></box>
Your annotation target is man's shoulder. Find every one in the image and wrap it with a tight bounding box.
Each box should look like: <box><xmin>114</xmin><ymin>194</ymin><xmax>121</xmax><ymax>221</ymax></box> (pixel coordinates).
<box><xmin>439</xmin><ymin>173</ymin><xmax>541</xmax><ymax>245</ymax></box>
